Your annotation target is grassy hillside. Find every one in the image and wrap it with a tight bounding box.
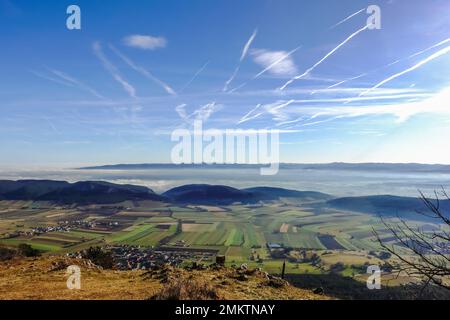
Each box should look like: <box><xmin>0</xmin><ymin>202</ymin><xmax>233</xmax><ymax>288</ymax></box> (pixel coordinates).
<box><xmin>327</xmin><ymin>195</ymin><xmax>450</xmax><ymax>221</ymax></box>
<box><xmin>0</xmin><ymin>256</ymin><xmax>329</xmax><ymax>300</ymax></box>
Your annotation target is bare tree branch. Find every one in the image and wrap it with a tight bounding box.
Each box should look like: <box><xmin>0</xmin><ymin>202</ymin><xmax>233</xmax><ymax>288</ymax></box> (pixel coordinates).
<box><xmin>373</xmin><ymin>190</ymin><xmax>450</xmax><ymax>292</ymax></box>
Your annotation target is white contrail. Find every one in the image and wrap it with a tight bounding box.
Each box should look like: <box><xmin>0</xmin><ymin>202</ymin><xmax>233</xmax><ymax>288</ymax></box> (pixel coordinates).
<box><xmin>228</xmin><ymin>82</ymin><xmax>248</xmax><ymax>93</ymax></box>
<box><xmin>43</xmin><ymin>117</ymin><xmax>60</xmax><ymax>135</ymax></box>
<box><xmin>329</xmin><ymin>8</ymin><xmax>365</xmax><ymax>30</ymax></box>
<box><xmin>408</xmin><ymin>37</ymin><xmax>450</xmax><ymax>59</ymax></box>
<box><xmin>240</xmin><ymin>29</ymin><xmax>258</xmax><ymax>62</ymax></box>
<box><xmin>30</xmin><ymin>70</ymin><xmax>74</xmax><ymax>88</ymax></box>
<box><xmin>237</xmin><ymin>103</ymin><xmax>263</xmax><ymax>124</ymax></box>
<box><xmin>223</xmin><ymin>29</ymin><xmax>257</xmax><ymax>91</ymax></box>
<box><xmin>269</xmin><ymin>99</ymin><xmax>295</xmax><ymax>113</ymax></box>
<box><xmin>318</xmin><ymin>37</ymin><xmax>450</xmax><ymax>96</ymax></box>
<box><xmin>377</xmin><ymin>38</ymin><xmax>450</xmax><ymax>69</ymax></box>
<box><xmin>180</xmin><ymin>61</ymin><xmax>210</xmax><ymax>93</ymax></box>
<box><xmin>280</xmin><ymin>25</ymin><xmax>368</xmax><ymax>91</ymax></box>
<box><xmin>311</xmin><ymin>38</ymin><xmax>449</xmax><ymax>97</ymax></box>
<box><xmin>109</xmin><ymin>45</ymin><xmax>176</xmax><ymax>96</ymax></box>
<box><xmin>386</xmin><ymin>59</ymin><xmax>401</xmax><ymax>67</ymax></box>
<box><xmin>276</xmin><ymin>116</ymin><xmax>305</xmax><ymax>127</ymax></box>
<box><xmin>223</xmin><ymin>66</ymin><xmax>240</xmax><ymax>92</ymax></box>
<box><xmin>359</xmin><ymin>45</ymin><xmax>450</xmax><ymax>97</ymax></box>
<box><xmin>49</xmin><ymin>69</ymin><xmax>106</xmax><ymax>99</ymax></box>
<box><xmin>327</xmin><ymin>73</ymin><xmax>367</xmax><ymax>89</ymax></box>
<box><xmin>93</xmin><ymin>42</ymin><xmax>137</xmax><ymax>99</ymax></box>
<box><xmin>311</xmin><ymin>73</ymin><xmax>367</xmax><ymax>95</ymax></box>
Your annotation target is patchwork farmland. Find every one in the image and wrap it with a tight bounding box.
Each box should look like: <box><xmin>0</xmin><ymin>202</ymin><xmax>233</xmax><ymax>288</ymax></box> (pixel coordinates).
<box><xmin>0</xmin><ymin>197</ymin><xmax>425</xmax><ymax>277</ymax></box>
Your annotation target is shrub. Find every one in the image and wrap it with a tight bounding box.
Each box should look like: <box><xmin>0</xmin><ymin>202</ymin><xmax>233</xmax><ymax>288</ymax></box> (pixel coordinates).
<box><xmin>152</xmin><ymin>278</ymin><xmax>219</xmax><ymax>300</ymax></box>
<box><xmin>378</xmin><ymin>251</ymin><xmax>392</xmax><ymax>260</ymax></box>
<box><xmin>329</xmin><ymin>262</ymin><xmax>345</xmax><ymax>273</ymax></box>
<box><xmin>18</xmin><ymin>243</ymin><xmax>40</xmax><ymax>257</ymax></box>
<box><xmin>81</xmin><ymin>247</ymin><xmax>114</xmax><ymax>269</ymax></box>
<box><xmin>0</xmin><ymin>246</ymin><xmax>17</xmax><ymax>260</ymax></box>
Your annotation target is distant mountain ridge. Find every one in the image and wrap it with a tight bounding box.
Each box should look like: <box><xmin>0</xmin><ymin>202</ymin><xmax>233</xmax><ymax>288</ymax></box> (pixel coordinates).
<box><xmin>0</xmin><ymin>180</ymin><xmax>332</xmax><ymax>205</ymax></box>
<box><xmin>78</xmin><ymin>162</ymin><xmax>450</xmax><ymax>173</ymax></box>
<box><xmin>0</xmin><ymin>180</ymin><xmax>164</xmax><ymax>204</ymax></box>
<box><xmin>162</xmin><ymin>184</ymin><xmax>254</xmax><ymax>205</ymax></box>
<box><xmin>243</xmin><ymin>187</ymin><xmax>332</xmax><ymax>201</ymax></box>
<box><xmin>327</xmin><ymin>195</ymin><xmax>450</xmax><ymax>220</ymax></box>
<box><xmin>161</xmin><ymin>184</ymin><xmax>331</xmax><ymax>205</ymax></box>
<box><xmin>0</xmin><ymin>180</ymin><xmax>446</xmax><ymax>221</ymax></box>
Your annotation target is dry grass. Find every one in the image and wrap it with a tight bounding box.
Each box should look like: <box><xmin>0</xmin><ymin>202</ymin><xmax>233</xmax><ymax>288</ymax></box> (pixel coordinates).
<box><xmin>181</xmin><ymin>223</ymin><xmax>215</xmax><ymax>232</ymax></box>
<box><xmin>152</xmin><ymin>278</ymin><xmax>219</xmax><ymax>300</ymax></box>
<box><xmin>320</xmin><ymin>251</ymin><xmax>384</xmax><ymax>265</ymax></box>
<box><xmin>0</xmin><ymin>256</ymin><xmax>330</xmax><ymax>300</ymax></box>
<box><xmin>0</xmin><ymin>256</ymin><xmax>162</xmax><ymax>300</ymax></box>
<box><xmin>279</xmin><ymin>223</ymin><xmax>289</xmax><ymax>233</ymax></box>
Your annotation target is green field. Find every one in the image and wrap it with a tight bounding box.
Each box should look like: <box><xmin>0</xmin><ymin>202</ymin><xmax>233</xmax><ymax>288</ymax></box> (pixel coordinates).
<box><xmin>108</xmin><ymin>223</ymin><xmax>176</xmax><ymax>246</ymax></box>
<box><xmin>0</xmin><ymin>199</ymin><xmax>411</xmax><ymax>279</ymax></box>
<box><xmin>0</xmin><ymin>200</ymin><xmax>391</xmax><ymax>253</ymax></box>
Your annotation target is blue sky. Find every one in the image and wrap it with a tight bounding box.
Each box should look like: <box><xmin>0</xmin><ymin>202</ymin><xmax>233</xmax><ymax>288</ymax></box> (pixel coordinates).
<box><xmin>0</xmin><ymin>0</ymin><xmax>449</xmax><ymax>167</ymax></box>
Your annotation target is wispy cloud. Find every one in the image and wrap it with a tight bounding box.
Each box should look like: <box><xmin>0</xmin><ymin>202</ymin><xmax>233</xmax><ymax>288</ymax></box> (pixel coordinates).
<box><xmin>175</xmin><ymin>103</ymin><xmax>189</xmax><ymax>122</ymax></box>
<box><xmin>109</xmin><ymin>44</ymin><xmax>176</xmax><ymax>96</ymax></box>
<box><xmin>93</xmin><ymin>41</ymin><xmax>137</xmax><ymax>99</ymax></box>
<box><xmin>311</xmin><ymin>86</ymin><xmax>450</xmax><ymax>123</ymax></box>
<box><xmin>238</xmin><ymin>100</ymin><xmax>295</xmax><ymax>124</ymax></box>
<box><xmin>259</xmin><ymin>84</ymin><xmax>450</xmax><ymax>129</ymax></box>
<box><xmin>192</xmin><ymin>102</ymin><xmax>221</xmax><ymax>122</ymax></box>
<box><xmin>253</xmin><ymin>46</ymin><xmax>301</xmax><ymax>79</ymax></box>
<box><xmin>280</xmin><ymin>25</ymin><xmax>368</xmax><ymax>90</ymax></box>
<box><xmin>235</xmin><ymin>88</ymin><xmax>432</xmax><ymax>127</ymax></box>
<box><xmin>228</xmin><ymin>46</ymin><xmax>301</xmax><ymax>93</ymax></box>
<box><xmin>176</xmin><ymin>102</ymin><xmax>221</xmax><ymax>124</ymax></box>
<box><xmin>123</xmin><ymin>34</ymin><xmax>167</xmax><ymax>50</ymax></box>
<box><xmin>60</xmin><ymin>140</ymin><xmax>92</xmax><ymax>145</ymax></box>
<box><xmin>329</xmin><ymin>8</ymin><xmax>365</xmax><ymax>30</ymax></box>
<box><xmin>266</xmin><ymin>99</ymin><xmax>296</xmax><ymax>122</ymax></box>
<box><xmin>251</xmin><ymin>48</ymin><xmax>299</xmax><ymax>76</ymax></box>
<box><xmin>169</xmin><ymin>128</ymin><xmax>303</xmax><ymax>137</ymax></box>
<box><xmin>303</xmin><ymin>92</ymin><xmax>431</xmax><ymax>104</ymax></box>
<box><xmin>223</xmin><ymin>29</ymin><xmax>257</xmax><ymax>91</ymax></box>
